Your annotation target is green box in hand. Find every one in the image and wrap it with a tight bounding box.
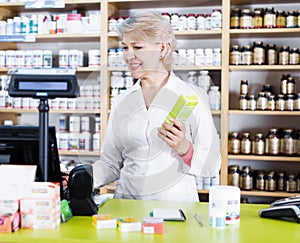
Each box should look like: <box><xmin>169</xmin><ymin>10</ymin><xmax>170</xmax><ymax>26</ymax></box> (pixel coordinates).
<box><xmin>164</xmin><ymin>94</ymin><xmax>199</xmax><ymax>125</ymax></box>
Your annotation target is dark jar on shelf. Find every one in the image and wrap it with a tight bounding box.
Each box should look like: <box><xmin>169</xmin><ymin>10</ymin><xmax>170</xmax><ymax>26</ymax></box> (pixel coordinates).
<box><xmin>285</xmin><ymin>94</ymin><xmax>295</xmax><ymax>111</ymax></box>
<box><xmin>276</xmin><ymin>10</ymin><xmax>286</xmax><ymax>28</ymax></box>
<box><xmin>230</xmin><ymin>45</ymin><xmax>241</xmax><ymax>65</ymax></box>
<box><xmin>266</xmin><ymin>44</ymin><xmax>277</xmax><ymax>65</ymax></box>
<box><xmin>241</xmin><ymin>45</ymin><xmax>253</xmax><ymax>65</ymax></box>
<box><xmin>280</xmin><ymin>128</ymin><xmax>294</xmax><ymax>155</ymax></box>
<box><xmin>280</xmin><ymin>74</ymin><xmax>290</xmax><ymax>95</ymax></box>
<box><xmin>265</xmin><ymin>171</ymin><xmax>276</xmax><ymax>192</ymax></box>
<box><xmin>256</xmin><ymin>92</ymin><xmax>267</xmax><ymax>110</ymax></box>
<box><xmin>239</xmin><ymin>94</ymin><xmax>248</xmax><ymax>110</ymax></box>
<box><xmin>228</xmin><ymin>132</ymin><xmax>241</xmax><ymax>154</ymax></box>
<box><xmin>279</xmin><ymin>45</ymin><xmax>290</xmax><ymax>65</ymax></box>
<box><xmin>286</xmin><ymin>10</ymin><xmax>297</xmax><ymax>28</ymax></box>
<box><xmin>230</xmin><ymin>8</ymin><xmax>241</xmax><ymax>29</ymax></box>
<box><xmin>228</xmin><ymin>165</ymin><xmax>240</xmax><ymax>187</ymax></box>
<box><xmin>247</xmin><ymin>94</ymin><xmax>256</xmax><ymax>110</ymax></box>
<box><xmin>294</xmin><ymin>93</ymin><xmax>300</xmax><ymax>111</ymax></box>
<box><xmin>287</xmin><ymin>76</ymin><xmax>296</xmax><ymax>94</ymax></box>
<box><xmin>267</xmin><ymin>95</ymin><xmax>276</xmax><ymax>111</ymax></box>
<box><xmin>289</xmin><ymin>48</ymin><xmax>300</xmax><ymax>65</ymax></box>
<box><xmin>241</xmin><ymin>132</ymin><xmax>252</xmax><ymax>154</ymax></box>
<box><xmin>253</xmin><ymin>41</ymin><xmax>265</xmax><ymax>65</ymax></box>
<box><xmin>275</xmin><ymin>94</ymin><xmax>285</xmax><ymax>111</ymax></box>
<box><xmin>277</xmin><ymin>171</ymin><xmax>286</xmax><ymax>191</ymax></box>
<box><xmin>296</xmin><ymin>130</ymin><xmax>300</xmax><ymax>156</ymax></box>
<box><xmin>240</xmin><ymin>8</ymin><xmax>253</xmax><ymax>29</ymax></box>
<box><xmin>252</xmin><ymin>133</ymin><xmax>265</xmax><ymax>155</ymax></box>
<box><xmin>265</xmin><ymin>128</ymin><xmax>280</xmax><ymax>155</ymax></box>
<box><xmin>239</xmin><ymin>166</ymin><xmax>253</xmax><ymax>191</ymax></box>
<box><xmin>286</xmin><ymin>174</ymin><xmax>297</xmax><ymax>192</ymax></box>
<box><xmin>255</xmin><ymin>170</ymin><xmax>265</xmax><ymax>191</ymax></box>
<box><xmin>263</xmin><ymin>7</ymin><xmax>276</xmax><ymax>28</ymax></box>
<box><xmin>240</xmin><ymin>79</ymin><xmax>248</xmax><ymax>95</ymax></box>
<box><xmin>253</xmin><ymin>8</ymin><xmax>263</xmax><ymax>28</ymax></box>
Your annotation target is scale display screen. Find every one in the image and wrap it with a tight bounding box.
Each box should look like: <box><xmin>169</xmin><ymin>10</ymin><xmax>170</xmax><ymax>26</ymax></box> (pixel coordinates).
<box><xmin>18</xmin><ymin>81</ymin><xmax>69</xmax><ymax>91</ymax></box>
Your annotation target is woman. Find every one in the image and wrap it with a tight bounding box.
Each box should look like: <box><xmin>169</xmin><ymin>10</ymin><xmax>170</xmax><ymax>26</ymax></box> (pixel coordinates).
<box><xmin>93</xmin><ymin>11</ymin><xmax>220</xmax><ymax>202</ymax></box>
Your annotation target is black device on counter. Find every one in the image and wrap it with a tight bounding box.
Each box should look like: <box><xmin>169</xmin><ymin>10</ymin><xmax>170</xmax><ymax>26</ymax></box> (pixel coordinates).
<box><xmin>0</xmin><ymin>125</ymin><xmax>62</xmax><ymax>188</ymax></box>
<box><xmin>68</xmin><ymin>164</ymin><xmax>98</xmax><ymax>216</ymax></box>
<box><xmin>259</xmin><ymin>196</ymin><xmax>300</xmax><ymax>223</ymax></box>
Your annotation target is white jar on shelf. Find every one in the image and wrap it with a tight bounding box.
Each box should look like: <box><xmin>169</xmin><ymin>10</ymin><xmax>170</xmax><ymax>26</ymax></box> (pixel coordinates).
<box><xmin>195</xmin><ymin>48</ymin><xmax>205</xmax><ymax>66</ymax></box>
<box><xmin>198</xmin><ymin>70</ymin><xmax>211</xmax><ymax>93</ymax></box>
<box><xmin>208</xmin><ymin>86</ymin><xmax>221</xmax><ymax>110</ymax></box>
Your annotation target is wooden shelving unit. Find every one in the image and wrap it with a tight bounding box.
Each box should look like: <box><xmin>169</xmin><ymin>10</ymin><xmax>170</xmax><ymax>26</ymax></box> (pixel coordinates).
<box><xmin>1</xmin><ymin>0</ymin><xmax>300</xmax><ymax>200</ymax></box>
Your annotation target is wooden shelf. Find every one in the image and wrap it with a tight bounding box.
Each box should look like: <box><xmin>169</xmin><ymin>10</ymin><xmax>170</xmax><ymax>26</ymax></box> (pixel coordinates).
<box><xmin>230</xmin><ymin>65</ymin><xmax>300</xmax><ymax>71</ymax></box>
<box><xmin>0</xmin><ymin>67</ymin><xmax>100</xmax><ymax>73</ymax></box>
<box><xmin>229</xmin><ymin>110</ymin><xmax>300</xmax><ymax>116</ymax></box>
<box><xmin>59</xmin><ymin>150</ymin><xmax>100</xmax><ymax>156</ymax></box>
<box><xmin>108</xmin><ymin>66</ymin><xmax>221</xmax><ymax>72</ymax></box>
<box><xmin>0</xmin><ymin>109</ymin><xmax>100</xmax><ymax>114</ymax></box>
<box><xmin>230</xmin><ymin>28</ymin><xmax>300</xmax><ymax>38</ymax></box>
<box><xmin>108</xmin><ymin>0</ymin><xmax>221</xmax><ymax>9</ymax></box>
<box><xmin>228</xmin><ymin>154</ymin><xmax>300</xmax><ymax>162</ymax></box>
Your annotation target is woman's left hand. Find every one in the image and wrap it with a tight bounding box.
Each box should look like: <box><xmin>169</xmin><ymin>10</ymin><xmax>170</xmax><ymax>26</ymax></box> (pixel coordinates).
<box><xmin>158</xmin><ymin>118</ymin><xmax>190</xmax><ymax>155</ymax></box>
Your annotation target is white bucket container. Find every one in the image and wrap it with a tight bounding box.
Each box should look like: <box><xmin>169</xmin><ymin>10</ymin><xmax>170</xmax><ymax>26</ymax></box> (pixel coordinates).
<box><xmin>209</xmin><ymin>185</ymin><xmax>240</xmax><ymax>228</ymax></box>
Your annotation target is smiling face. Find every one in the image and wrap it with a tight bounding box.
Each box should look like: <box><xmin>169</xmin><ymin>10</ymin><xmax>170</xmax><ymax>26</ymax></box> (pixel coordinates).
<box><xmin>121</xmin><ymin>33</ymin><xmax>166</xmax><ymax>80</ymax></box>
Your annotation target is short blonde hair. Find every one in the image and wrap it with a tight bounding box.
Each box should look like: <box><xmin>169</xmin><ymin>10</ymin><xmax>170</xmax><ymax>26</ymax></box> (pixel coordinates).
<box><xmin>117</xmin><ymin>11</ymin><xmax>176</xmax><ymax>70</ymax></box>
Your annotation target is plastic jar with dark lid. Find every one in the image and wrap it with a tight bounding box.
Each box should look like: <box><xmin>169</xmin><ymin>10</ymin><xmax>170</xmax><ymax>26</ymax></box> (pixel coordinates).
<box><xmin>255</xmin><ymin>170</ymin><xmax>265</xmax><ymax>191</ymax></box>
<box><xmin>265</xmin><ymin>171</ymin><xmax>276</xmax><ymax>192</ymax></box>
<box><xmin>228</xmin><ymin>132</ymin><xmax>240</xmax><ymax>154</ymax></box>
<box><xmin>265</xmin><ymin>128</ymin><xmax>280</xmax><ymax>155</ymax></box>
<box><xmin>280</xmin><ymin>74</ymin><xmax>289</xmax><ymax>94</ymax></box>
<box><xmin>264</xmin><ymin>7</ymin><xmax>276</xmax><ymax>28</ymax></box>
<box><xmin>262</xmin><ymin>84</ymin><xmax>273</xmax><ymax>96</ymax></box>
<box><xmin>285</xmin><ymin>94</ymin><xmax>295</xmax><ymax>111</ymax></box>
<box><xmin>247</xmin><ymin>95</ymin><xmax>256</xmax><ymax>110</ymax></box>
<box><xmin>276</xmin><ymin>10</ymin><xmax>286</xmax><ymax>28</ymax></box>
<box><xmin>277</xmin><ymin>171</ymin><xmax>286</xmax><ymax>191</ymax></box>
<box><xmin>239</xmin><ymin>166</ymin><xmax>253</xmax><ymax>190</ymax></box>
<box><xmin>289</xmin><ymin>48</ymin><xmax>300</xmax><ymax>65</ymax></box>
<box><xmin>240</xmin><ymin>79</ymin><xmax>248</xmax><ymax>95</ymax></box>
<box><xmin>286</xmin><ymin>10</ymin><xmax>297</xmax><ymax>28</ymax></box>
<box><xmin>276</xmin><ymin>94</ymin><xmax>285</xmax><ymax>111</ymax></box>
<box><xmin>241</xmin><ymin>132</ymin><xmax>252</xmax><ymax>154</ymax></box>
<box><xmin>240</xmin><ymin>9</ymin><xmax>253</xmax><ymax>29</ymax></box>
<box><xmin>253</xmin><ymin>41</ymin><xmax>265</xmax><ymax>65</ymax></box>
<box><xmin>297</xmin><ymin>10</ymin><xmax>300</xmax><ymax>27</ymax></box>
<box><xmin>286</xmin><ymin>174</ymin><xmax>297</xmax><ymax>192</ymax></box>
<box><xmin>228</xmin><ymin>165</ymin><xmax>240</xmax><ymax>187</ymax></box>
<box><xmin>253</xmin><ymin>8</ymin><xmax>263</xmax><ymax>28</ymax></box>
<box><xmin>239</xmin><ymin>94</ymin><xmax>248</xmax><ymax>110</ymax></box>
<box><xmin>294</xmin><ymin>93</ymin><xmax>300</xmax><ymax>110</ymax></box>
<box><xmin>287</xmin><ymin>76</ymin><xmax>295</xmax><ymax>94</ymax></box>
<box><xmin>230</xmin><ymin>8</ymin><xmax>241</xmax><ymax>29</ymax></box>
<box><xmin>241</xmin><ymin>45</ymin><xmax>253</xmax><ymax>65</ymax></box>
<box><xmin>256</xmin><ymin>92</ymin><xmax>267</xmax><ymax>110</ymax></box>
<box><xmin>267</xmin><ymin>95</ymin><xmax>276</xmax><ymax>111</ymax></box>
<box><xmin>230</xmin><ymin>45</ymin><xmax>241</xmax><ymax>65</ymax></box>
<box><xmin>266</xmin><ymin>44</ymin><xmax>277</xmax><ymax>65</ymax></box>
<box><xmin>279</xmin><ymin>46</ymin><xmax>290</xmax><ymax>65</ymax></box>
<box><xmin>280</xmin><ymin>128</ymin><xmax>294</xmax><ymax>155</ymax></box>
<box><xmin>252</xmin><ymin>133</ymin><xmax>265</xmax><ymax>155</ymax></box>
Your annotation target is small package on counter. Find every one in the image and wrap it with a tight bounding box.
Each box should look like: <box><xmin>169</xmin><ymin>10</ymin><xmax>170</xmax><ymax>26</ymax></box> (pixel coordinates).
<box><xmin>0</xmin><ymin>211</ymin><xmax>20</xmax><ymax>233</ymax></box>
<box><xmin>92</xmin><ymin>214</ymin><xmax>117</xmax><ymax>229</ymax></box>
<box><xmin>117</xmin><ymin>217</ymin><xmax>142</xmax><ymax>232</ymax></box>
<box><xmin>142</xmin><ymin>217</ymin><xmax>164</xmax><ymax>234</ymax></box>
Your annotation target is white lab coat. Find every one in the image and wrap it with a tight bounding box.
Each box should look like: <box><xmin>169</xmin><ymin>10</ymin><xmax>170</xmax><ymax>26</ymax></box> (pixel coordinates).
<box><xmin>93</xmin><ymin>72</ymin><xmax>220</xmax><ymax>202</ymax></box>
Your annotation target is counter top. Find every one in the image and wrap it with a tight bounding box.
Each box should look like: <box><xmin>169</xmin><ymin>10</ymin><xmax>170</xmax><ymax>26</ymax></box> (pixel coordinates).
<box><xmin>0</xmin><ymin>199</ymin><xmax>299</xmax><ymax>243</ymax></box>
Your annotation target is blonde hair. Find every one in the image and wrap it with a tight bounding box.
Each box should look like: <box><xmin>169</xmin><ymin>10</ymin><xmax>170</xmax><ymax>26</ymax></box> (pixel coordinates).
<box><xmin>117</xmin><ymin>11</ymin><xmax>176</xmax><ymax>70</ymax></box>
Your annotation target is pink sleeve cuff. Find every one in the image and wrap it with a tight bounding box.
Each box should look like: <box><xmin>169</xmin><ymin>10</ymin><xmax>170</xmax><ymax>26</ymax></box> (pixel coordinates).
<box><xmin>178</xmin><ymin>141</ymin><xmax>194</xmax><ymax>167</ymax></box>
